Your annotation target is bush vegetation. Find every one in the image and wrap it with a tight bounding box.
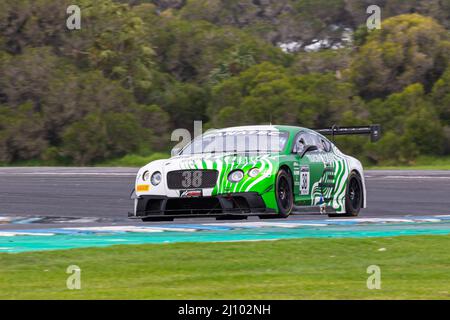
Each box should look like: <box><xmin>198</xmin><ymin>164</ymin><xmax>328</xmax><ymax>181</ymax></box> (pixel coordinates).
<box><xmin>0</xmin><ymin>1</ymin><xmax>449</xmax><ymax>166</ymax></box>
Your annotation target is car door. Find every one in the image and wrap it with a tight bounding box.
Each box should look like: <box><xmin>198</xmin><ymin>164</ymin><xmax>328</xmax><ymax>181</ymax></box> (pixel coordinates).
<box><xmin>292</xmin><ymin>131</ymin><xmax>327</xmax><ymax>206</ymax></box>
<box><xmin>310</xmin><ymin>133</ymin><xmax>336</xmax><ymax>206</ymax></box>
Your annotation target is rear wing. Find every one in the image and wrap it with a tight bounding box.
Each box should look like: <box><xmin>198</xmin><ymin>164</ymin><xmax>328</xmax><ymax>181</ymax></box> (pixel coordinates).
<box><xmin>314</xmin><ymin>124</ymin><xmax>381</xmax><ymax>142</ymax></box>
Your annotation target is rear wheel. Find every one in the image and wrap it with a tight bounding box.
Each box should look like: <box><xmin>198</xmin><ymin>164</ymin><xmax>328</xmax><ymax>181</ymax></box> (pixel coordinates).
<box><xmin>328</xmin><ymin>172</ymin><xmax>363</xmax><ymax>217</ymax></box>
<box><xmin>260</xmin><ymin>169</ymin><xmax>293</xmax><ymax>219</ymax></box>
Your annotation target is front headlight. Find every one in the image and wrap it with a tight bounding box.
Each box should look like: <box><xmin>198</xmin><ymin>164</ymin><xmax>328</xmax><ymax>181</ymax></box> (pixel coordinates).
<box><xmin>248</xmin><ymin>167</ymin><xmax>260</xmax><ymax>178</ymax></box>
<box><xmin>228</xmin><ymin>170</ymin><xmax>244</xmax><ymax>183</ymax></box>
<box><xmin>151</xmin><ymin>171</ymin><xmax>162</xmax><ymax>186</ymax></box>
<box><xmin>142</xmin><ymin>171</ymin><xmax>150</xmax><ymax>181</ymax></box>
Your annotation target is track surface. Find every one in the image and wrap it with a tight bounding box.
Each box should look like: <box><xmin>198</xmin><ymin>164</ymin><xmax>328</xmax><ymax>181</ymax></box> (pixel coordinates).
<box><xmin>0</xmin><ymin>168</ymin><xmax>449</xmax><ymax>228</ymax></box>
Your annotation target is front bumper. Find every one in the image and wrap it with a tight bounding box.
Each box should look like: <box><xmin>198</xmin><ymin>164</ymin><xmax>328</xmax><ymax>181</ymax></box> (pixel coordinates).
<box><xmin>129</xmin><ymin>192</ymin><xmax>275</xmax><ymax>219</ymax></box>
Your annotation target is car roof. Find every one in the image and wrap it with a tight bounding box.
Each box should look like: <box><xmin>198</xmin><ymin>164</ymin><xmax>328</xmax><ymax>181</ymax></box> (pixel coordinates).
<box><xmin>207</xmin><ymin>125</ymin><xmax>331</xmax><ymax>145</ymax></box>
<box><xmin>212</xmin><ymin>125</ymin><xmax>309</xmax><ymax>133</ymax></box>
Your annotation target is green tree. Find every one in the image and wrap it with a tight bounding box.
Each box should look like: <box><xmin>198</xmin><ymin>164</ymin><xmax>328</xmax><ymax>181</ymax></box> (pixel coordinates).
<box><xmin>431</xmin><ymin>67</ymin><xmax>450</xmax><ymax>126</ymax></box>
<box><xmin>0</xmin><ymin>48</ymin><xmax>136</xmax><ymax>142</ymax></box>
<box><xmin>149</xmin><ymin>18</ymin><xmax>288</xmax><ymax>83</ymax></box>
<box><xmin>209</xmin><ymin>62</ymin><xmax>363</xmax><ymax>128</ymax></box>
<box><xmin>62</xmin><ymin>113</ymin><xmax>143</xmax><ymax>165</ymax></box>
<box><xmin>366</xmin><ymin>84</ymin><xmax>445</xmax><ymax>163</ymax></box>
<box><xmin>350</xmin><ymin>14</ymin><xmax>450</xmax><ymax>98</ymax></box>
<box><xmin>134</xmin><ymin>104</ymin><xmax>171</xmax><ymax>150</ymax></box>
<box><xmin>0</xmin><ymin>103</ymin><xmax>48</xmax><ymax>163</ymax></box>
<box><xmin>161</xmin><ymin>82</ymin><xmax>209</xmax><ymax>128</ymax></box>
<box><xmin>291</xmin><ymin>48</ymin><xmax>352</xmax><ymax>75</ymax></box>
<box><xmin>0</xmin><ymin>0</ymin><xmax>161</xmax><ymax>103</ymax></box>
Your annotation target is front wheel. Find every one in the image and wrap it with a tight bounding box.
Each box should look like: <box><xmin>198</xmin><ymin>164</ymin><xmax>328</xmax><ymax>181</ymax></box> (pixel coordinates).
<box><xmin>260</xmin><ymin>169</ymin><xmax>293</xmax><ymax>219</ymax></box>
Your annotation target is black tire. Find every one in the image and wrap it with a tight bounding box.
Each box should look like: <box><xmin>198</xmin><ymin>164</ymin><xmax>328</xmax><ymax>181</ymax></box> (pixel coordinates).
<box><xmin>260</xmin><ymin>169</ymin><xmax>293</xmax><ymax>219</ymax></box>
<box><xmin>328</xmin><ymin>172</ymin><xmax>363</xmax><ymax>217</ymax></box>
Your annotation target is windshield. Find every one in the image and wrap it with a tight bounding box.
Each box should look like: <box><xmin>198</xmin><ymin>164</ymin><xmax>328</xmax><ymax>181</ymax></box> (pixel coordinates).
<box><xmin>180</xmin><ymin>130</ymin><xmax>289</xmax><ymax>155</ymax></box>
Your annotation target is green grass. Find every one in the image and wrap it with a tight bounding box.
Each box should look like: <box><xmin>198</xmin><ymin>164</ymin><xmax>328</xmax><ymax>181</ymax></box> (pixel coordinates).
<box><xmin>1</xmin><ymin>154</ymin><xmax>449</xmax><ymax>169</ymax></box>
<box><xmin>1</xmin><ymin>235</ymin><xmax>449</xmax><ymax>299</ymax></box>
<box><xmin>98</xmin><ymin>154</ymin><xmax>450</xmax><ymax>169</ymax></box>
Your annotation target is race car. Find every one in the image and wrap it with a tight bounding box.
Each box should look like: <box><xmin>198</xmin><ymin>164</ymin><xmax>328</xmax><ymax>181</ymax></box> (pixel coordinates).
<box><xmin>129</xmin><ymin>125</ymin><xmax>380</xmax><ymax>221</ymax></box>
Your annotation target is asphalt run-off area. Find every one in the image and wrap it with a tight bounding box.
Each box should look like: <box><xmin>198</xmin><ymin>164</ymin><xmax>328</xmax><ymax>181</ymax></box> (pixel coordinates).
<box><xmin>0</xmin><ymin>168</ymin><xmax>449</xmax><ymax>252</ymax></box>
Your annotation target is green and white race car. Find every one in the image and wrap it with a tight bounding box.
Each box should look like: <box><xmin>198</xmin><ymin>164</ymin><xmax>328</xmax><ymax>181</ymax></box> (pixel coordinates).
<box><xmin>130</xmin><ymin>125</ymin><xmax>380</xmax><ymax>221</ymax></box>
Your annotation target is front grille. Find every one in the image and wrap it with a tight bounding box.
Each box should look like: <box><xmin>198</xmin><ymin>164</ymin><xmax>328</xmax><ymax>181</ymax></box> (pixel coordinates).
<box><xmin>167</xmin><ymin>170</ymin><xmax>219</xmax><ymax>189</ymax></box>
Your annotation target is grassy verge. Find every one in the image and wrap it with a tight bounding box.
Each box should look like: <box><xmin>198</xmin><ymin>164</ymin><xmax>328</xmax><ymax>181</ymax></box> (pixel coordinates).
<box><xmin>2</xmin><ymin>154</ymin><xmax>449</xmax><ymax>169</ymax></box>
<box><xmin>1</xmin><ymin>235</ymin><xmax>449</xmax><ymax>299</ymax></box>
<box><xmin>101</xmin><ymin>154</ymin><xmax>450</xmax><ymax>169</ymax></box>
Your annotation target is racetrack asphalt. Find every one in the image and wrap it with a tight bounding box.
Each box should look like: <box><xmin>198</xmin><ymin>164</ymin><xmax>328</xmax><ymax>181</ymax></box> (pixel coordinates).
<box><xmin>0</xmin><ymin>167</ymin><xmax>449</xmax><ymax>229</ymax></box>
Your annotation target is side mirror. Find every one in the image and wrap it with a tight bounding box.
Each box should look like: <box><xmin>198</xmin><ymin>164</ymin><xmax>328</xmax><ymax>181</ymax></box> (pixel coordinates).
<box><xmin>299</xmin><ymin>145</ymin><xmax>318</xmax><ymax>158</ymax></box>
<box><xmin>171</xmin><ymin>147</ymin><xmax>181</xmax><ymax>157</ymax></box>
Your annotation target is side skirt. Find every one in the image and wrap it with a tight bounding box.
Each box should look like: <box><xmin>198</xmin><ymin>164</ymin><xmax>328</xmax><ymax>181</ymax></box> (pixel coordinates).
<box><xmin>292</xmin><ymin>205</ymin><xmax>341</xmax><ymax>215</ymax></box>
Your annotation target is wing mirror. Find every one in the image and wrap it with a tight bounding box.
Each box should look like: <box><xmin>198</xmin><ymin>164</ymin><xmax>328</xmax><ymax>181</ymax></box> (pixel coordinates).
<box><xmin>171</xmin><ymin>147</ymin><xmax>182</xmax><ymax>157</ymax></box>
<box><xmin>299</xmin><ymin>145</ymin><xmax>318</xmax><ymax>158</ymax></box>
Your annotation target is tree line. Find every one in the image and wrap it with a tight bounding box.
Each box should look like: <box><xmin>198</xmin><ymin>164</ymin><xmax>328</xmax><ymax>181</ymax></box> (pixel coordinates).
<box><xmin>0</xmin><ymin>0</ymin><xmax>449</xmax><ymax>165</ymax></box>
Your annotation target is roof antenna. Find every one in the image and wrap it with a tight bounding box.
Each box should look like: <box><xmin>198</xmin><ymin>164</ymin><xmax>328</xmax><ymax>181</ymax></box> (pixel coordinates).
<box><xmin>269</xmin><ymin>114</ymin><xmax>272</xmax><ymax>126</ymax></box>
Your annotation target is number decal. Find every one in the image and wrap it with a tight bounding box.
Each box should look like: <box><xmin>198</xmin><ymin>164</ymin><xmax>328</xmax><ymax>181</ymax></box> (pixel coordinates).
<box><xmin>192</xmin><ymin>171</ymin><xmax>202</xmax><ymax>188</ymax></box>
<box><xmin>182</xmin><ymin>171</ymin><xmax>191</xmax><ymax>188</ymax></box>
<box><xmin>300</xmin><ymin>166</ymin><xmax>310</xmax><ymax>195</ymax></box>
<box><xmin>182</xmin><ymin>171</ymin><xmax>203</xmax><ymax>188</ymax></box>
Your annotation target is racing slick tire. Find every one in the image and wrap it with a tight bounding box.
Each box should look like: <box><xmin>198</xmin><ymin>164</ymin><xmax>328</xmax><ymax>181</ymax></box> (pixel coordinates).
<box><xmin>260</xmin><ymin>169</ymin><xmax>293</xmax><ymax>219</ymax></box>
<box><xmin>328</xmin><ymin>171</ymin><xmax>363</xmax><ymax>218</ymax></box>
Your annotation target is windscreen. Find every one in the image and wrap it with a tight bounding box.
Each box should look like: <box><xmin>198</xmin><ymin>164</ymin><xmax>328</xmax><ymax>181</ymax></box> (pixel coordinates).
<box><xmin>181</xmin><ymin>130</ymin><xmax>289</xmax><ymax>155</ymax></box>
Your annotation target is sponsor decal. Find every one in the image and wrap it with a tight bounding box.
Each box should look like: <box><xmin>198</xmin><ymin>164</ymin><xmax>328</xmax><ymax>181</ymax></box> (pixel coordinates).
<box><xmin>306</xmin><ymin>153</ymin><xmax>336</xmax><ymax>163</ymax></box>
<box><xmin>300</xmin><ymin>166</ymin><xmax>310</xmax><ymax>195</ymax></box>
<box><xmin>180</xmin><ymin>189</ymin><xmax>203</xmax><ymax>198</ymax></box>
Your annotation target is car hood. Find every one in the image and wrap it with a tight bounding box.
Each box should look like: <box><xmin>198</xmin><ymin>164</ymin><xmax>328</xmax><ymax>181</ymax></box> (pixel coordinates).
<box><xmin>164</xmin><ymin>152</ymin><xmax>280</xmax><ymax>170</ymax></box>
<box><xmin>137</xmin><ymin>152</ymin><xmax>280</xmax><ymax>190</ymax></box>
